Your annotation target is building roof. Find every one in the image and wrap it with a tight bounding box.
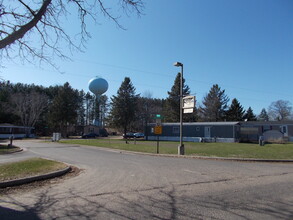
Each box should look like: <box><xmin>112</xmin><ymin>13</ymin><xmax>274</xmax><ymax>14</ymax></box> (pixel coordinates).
<box><xmin>149</xmin><ymin>122</ymin><xmax>240</xmax><ymax>126</ymax></box>
<box><xmin>0</xmin><ymin>123</ymin><xmax>14</xmax><ymax>126</ymax></box>
<box><xmin>239</xmin><ymin>121</ymin><xmax>293</xmax><ymax>125</ymax></box>
<box><xmin>148</xmin><ymin>121</ymin><xmax>293</xmax><ymax>127</ymax></box>
<box><xmin>0</xmin><ymin>124</ymin><xmax>34</xmax><ymax>128</ymax></box>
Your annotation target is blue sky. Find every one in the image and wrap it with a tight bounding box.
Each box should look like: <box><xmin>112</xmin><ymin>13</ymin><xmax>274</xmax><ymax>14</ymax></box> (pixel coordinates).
<box><xmin>2</xmin><ymin>0</ymin><xmax>293</xmax><ymax>115</ymax></box>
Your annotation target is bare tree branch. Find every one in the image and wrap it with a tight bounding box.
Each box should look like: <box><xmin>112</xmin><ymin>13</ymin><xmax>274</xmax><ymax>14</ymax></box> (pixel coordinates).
<box><xmin>0</xmin><ymin>0</ymin><xmax>144</xmax><ymax>69</ymax></box>
<box><xmin>10</xmin><ymin>92</ymin><xmax>48</xmax><ymax>127</ymax></box>
<box><xmin>18</xmin><ymin>0</ymin><xmax>36</xmax><ymax>16</ymax></box>
<box><xmin>0</xmin><ymin>0</ymin><xmax>52</xmax><ymax>49</ymax></box>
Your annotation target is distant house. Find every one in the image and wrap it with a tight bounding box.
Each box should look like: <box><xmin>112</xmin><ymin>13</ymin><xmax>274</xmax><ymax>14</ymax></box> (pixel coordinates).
<box><xmin>83</xmin><ymin>125</ymin><xmax>100</xmax><ymax>135</ymax></box>
<box><xmin>239</xmin><ymin>121</ymin><xmax>293</xmax><ymax>143</ymax></box>
<box><xmin>146</xmin><ymin>121</ymin><xmax>293</xmax><ymax>143</ymax></box>
<box><xmin>0</xmin><ymin>124</ymin><xmax>35</xmax><ymax>139</ymax></box>
<box><xmin>146</xmin><ymin>122</ymin><xmax>240</xmax><ymax>143</ymax></box>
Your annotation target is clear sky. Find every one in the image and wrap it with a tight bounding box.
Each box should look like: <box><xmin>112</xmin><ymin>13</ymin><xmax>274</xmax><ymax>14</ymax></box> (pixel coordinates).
<box><xmin>1</xmin><ymin>0</ymin><xmax>293</xmax><ymax>115</ymax></box>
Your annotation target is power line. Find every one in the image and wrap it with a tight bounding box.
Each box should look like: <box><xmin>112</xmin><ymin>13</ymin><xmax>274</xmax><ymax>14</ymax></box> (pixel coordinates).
<box><xmin>4</xmin><ymin>62</ymin><xmax>292</xmax><ymax>102</ymax></box>
<box><xmin>73</xmin><ymin>59</ymin><xmax>291</xmax><ymax>98</ymax></box>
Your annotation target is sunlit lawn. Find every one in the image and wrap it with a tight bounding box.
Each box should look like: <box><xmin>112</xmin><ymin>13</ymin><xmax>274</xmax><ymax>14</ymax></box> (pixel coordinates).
<box><xmin>0</xmin><ymin>158</ymin><xmax>67</xmax><ymax>181</ymax></box>
<box><xmin>60</xmin><ymin>139</ymin><xmax>293</xmax><ymax>159</ymax></box>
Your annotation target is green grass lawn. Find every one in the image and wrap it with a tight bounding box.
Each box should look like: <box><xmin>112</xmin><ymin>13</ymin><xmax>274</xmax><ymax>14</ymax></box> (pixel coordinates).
<box><xmin>0</xmin><ymin>158</ymin><xmax>67</xmax><ymax>181</ymax></box>
<box><xmin>60</xmin><ymin>139</ymin><xmax>293</xmax><ymax>160</ymax></box>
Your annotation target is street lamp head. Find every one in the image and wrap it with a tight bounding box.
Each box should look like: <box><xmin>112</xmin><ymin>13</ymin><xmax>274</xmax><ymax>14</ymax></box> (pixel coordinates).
<box><xmin>173</xmin><ymin>62</ymin><xmax>183</xmax><ymax>67</ymax></box>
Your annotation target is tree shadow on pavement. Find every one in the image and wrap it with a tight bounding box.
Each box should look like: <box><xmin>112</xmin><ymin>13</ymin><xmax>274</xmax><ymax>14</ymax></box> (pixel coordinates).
<box><xmin>0</xmin><ymin>206</ymin><xmax>40</xmax><ymax>220</ymax></box>
<box><xmin>1</xmin><ymin>182</ymin><xmax>293</xmax><ymax>220</ymax></box>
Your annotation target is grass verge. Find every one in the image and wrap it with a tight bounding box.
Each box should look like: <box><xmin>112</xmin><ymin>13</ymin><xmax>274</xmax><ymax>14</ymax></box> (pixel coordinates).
<box><xmin>0</xmin><ymin>158</ymin><xmax>67</xmax><ymax>181</ymax></box>
<box><xmin>0</xmin><ymin>144</ymin><xmax>21</xmax><ymax>154</ymax></box>
<box><xmin>60</xmin><ymin>139</ymin><xmax>293</xmax><ymax>160</ymax></box>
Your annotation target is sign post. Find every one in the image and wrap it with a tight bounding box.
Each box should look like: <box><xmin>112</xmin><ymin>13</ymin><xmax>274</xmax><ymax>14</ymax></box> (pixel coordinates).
<box><xmin>157</xmin><ymin>136</ymin><xmax>159</xmax><ymax>154</ymax></box>
<box><xmin>154</xmin><ymin>114</ymin><xmax>163</xmax><ymax>154</ymax></box>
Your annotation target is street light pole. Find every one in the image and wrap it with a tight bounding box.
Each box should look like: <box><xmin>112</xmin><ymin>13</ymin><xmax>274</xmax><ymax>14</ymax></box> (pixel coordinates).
<box><xmin>173</xmin><ymin>62</ymin><xmax>184</xmax><ymax>155</ymax></box>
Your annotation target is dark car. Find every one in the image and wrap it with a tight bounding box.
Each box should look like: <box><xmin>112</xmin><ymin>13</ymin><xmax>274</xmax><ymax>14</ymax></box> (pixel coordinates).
<box><xmin>123</xmin><ymin>132</ymin><xmax>135</xmax><ymax>139</ymax></box>
<box><xmin>99</xmin><ymin>128</ymin><xmax>109</xmax><ymax>137</ymax></box>
<box><xmin>134</xmin><ymin>132</ymin><xmax>144</xmax><ymax>138</ymax></box>
<box><xmin>82</xmin><ymin>133</ymin><xmax>99</xmax><ymax>139</ymax></box>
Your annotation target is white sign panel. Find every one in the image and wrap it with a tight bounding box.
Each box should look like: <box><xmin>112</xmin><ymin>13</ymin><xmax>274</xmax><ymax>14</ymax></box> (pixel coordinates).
<box><xmin>183</xmin><ymin>96</ymin><xmax>195</xmax><ymax>109</ymax></box>
<box><xmin>183</xmin><ymin>108</ymin><xmax>194</xmax><ymax>113</ymax></box>
<box><xmin>183</xmin><ymin>96</ymin><xmax>195</xmax><ymax>114</ymax></box>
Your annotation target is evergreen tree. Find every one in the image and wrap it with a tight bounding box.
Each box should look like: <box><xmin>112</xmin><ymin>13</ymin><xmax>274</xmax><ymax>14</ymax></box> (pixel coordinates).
<box><xmin>84</xmin><ymin>92</ymin><xmax>95</xmax><ymax>125</ymax></box>
<box><xmin>200</xmin><ymin>84</ymin><xmax>229</xmax><ymax>121</ymax></box>
<box><xmin>226</xmin><ymin>98</ymin><xmax>245</xmax><ymax>121</ymax></box>
<box><xmin>244</xmin><ymin>107</ymin><xmax>257</xmax><ymax>121</ymax></box>
<box><xmin>258</xmin><ymin>108</ymin><xmax>269</xmax><ymax>121</ymax></box>
<box><xmin>94</xmin><ymin>95</ymin><xmax>108</xmax><ymax>126</ymax></box>
<box><xmin>133</xmin><ymin>96</ymin><xmax>164</xmax><ymax>134</ymax></box>
<box><xmin>0</xmin><ymin>81</ymin><xmax>18</xmax><ymax>123</ymax></box>
<box><xmin>76</xmin><ymin>90</ymin><xmax>86</xmax><ymax>126</ymax></box>
<box><xmin>48</xmin><ymin>82</ymin><xmax>80</xmax><ymax>136</ymax></box>
<box><xmin>108</xmin><ymin>77</ymin><xmax>139</xmax><ymax>134</ymax></box>
<box><xmin>164</xmin><ymin>72</ymin><xmax>193</xmax><ymax>122</ymax></box>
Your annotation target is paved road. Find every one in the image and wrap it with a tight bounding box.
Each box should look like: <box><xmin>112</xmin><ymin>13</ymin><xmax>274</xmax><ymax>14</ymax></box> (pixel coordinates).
<box><xmin>1</xmin><ymin>140</ymin><xmax>293</xmax><ymax>219</ymax></box>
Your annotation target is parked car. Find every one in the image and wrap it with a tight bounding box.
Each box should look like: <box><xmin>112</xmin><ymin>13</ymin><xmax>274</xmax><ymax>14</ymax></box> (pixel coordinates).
<box><xmin>134</xmin><ymin>132</ymin><xmax>144</xmax><ymax>138</ymax></box>
<box><xmin>99</xmin><ymin>128</ymin><xmax>109</xmax><ymax>137</ymax></box>
<box><xmin>82</xmin><ymin>133</ymin><xmax>99</xmax><ymax>139</ymax></box>
<box><xmin>123</xmin><ymin>132</ymin><xmax>135</xmax><ymax>139</ymax></box>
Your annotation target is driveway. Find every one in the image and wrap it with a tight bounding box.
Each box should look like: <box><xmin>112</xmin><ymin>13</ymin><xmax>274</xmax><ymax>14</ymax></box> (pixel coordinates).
<box><xmin>0</xmin><ymin>140</ymin><xmax>292</xmax><ymax>219</ymax></box>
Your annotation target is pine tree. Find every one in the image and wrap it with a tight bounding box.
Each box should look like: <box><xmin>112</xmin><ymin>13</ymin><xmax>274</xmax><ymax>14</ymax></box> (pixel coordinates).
<box><xmin>123</xmin><ymin>96</ymin><xmax>165</xmax><ymax>134</ymax></box>
<box><xmin>164</xmin><ymin>72</ymin><xmax>193</xmax><ymax>122</ymax></box>
<box><xmin>258</xmin><ymin>108</ymin><xmax>269</xmax><ymax>121</ymax></box>
<box><xmin>0</xmin><ymin>81</ymin><xmax>18</xmax><ymax>123</ymax></box>
<box><xmin>244</xmin><ymin>107</ymin><xmax>256</xmax><ymax>121</ymax></box>
<box><xmin>226</xmin><ymin>98</ymin><xmax>245</xmax><ymax>121</ymax></box>
<box><xmin>48</xmin><ymin>82</ymin><xmax>80</xmax><ymax>136</ymax></box>
<box><xmin>109</xmin><ymin>77</ymin><xmax>139</xmax><ymax>134</ymax></box>
<box><xmin>200</xmin><ymin>84</ymin><xmax>229</xmax><ymax>121</ymax></box>
<box><xmin>94</xmin><ymin>95</ymin><xmax>108</xmax><ymax>126</ymax></box>
<box><xmin>76</xmin><ymin>90</ymin><xmax>86</xmax><ymax>126</ymax></box>
<box><xmin>85</xmin><ymin>92</ymin><xmax>94</xmax><ymax>125</ymax></box>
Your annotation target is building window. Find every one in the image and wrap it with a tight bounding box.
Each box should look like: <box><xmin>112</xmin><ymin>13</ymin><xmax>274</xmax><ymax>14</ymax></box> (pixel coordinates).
<box><xmin>196</xmin><ymin>127</ymin><xmax>200</xmax><ymax>132</ymax></box>
<box><xmin>263</xmin><ymin>125</ymin><xmax>271</xmax><ymax>132</ymax></box>
<box><xmin>173</xmin><ymin>126</ymin><xmax>179</xmax><ymax>134</ymax></box>
<box><xmin>281</xmin><ymin>126</ymin><xmax>287</xmax><ymax>134</ymax></box>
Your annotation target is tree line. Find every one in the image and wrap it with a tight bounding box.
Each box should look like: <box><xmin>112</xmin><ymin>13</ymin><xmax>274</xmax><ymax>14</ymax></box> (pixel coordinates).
<box><xmin>0</xmin><ymin>74</ymin><xmax>292</xmax><ymax>136</ymax></box>
<box><xmin>0</xmin><ymin>81</ymin><xmax>106</xmax><ymax>136</ymax></box>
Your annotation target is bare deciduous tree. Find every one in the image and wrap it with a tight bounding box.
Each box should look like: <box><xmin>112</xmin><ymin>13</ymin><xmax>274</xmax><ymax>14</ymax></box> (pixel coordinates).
<box><xmin>10</xmin><ymin>91</ymin><xmax>48</xmax><ymax>127</ymax></box>
<box><xmin>0</xmin><ymin>0</ymin><xmax>143</xmax><ymax>67</ymax></box>
<box><xmin>268</xmin><ymin>100</ymin><xmax>292</xmax><ymax>121</ymax></box>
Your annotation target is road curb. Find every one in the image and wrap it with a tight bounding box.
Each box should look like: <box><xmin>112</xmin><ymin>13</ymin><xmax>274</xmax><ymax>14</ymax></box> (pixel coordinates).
<box><xmin>0</xmin><ymin>166</ymin><xmax>71</xmax><ymax>188</ymax></box>
<box><xmin>78</xmin><ymin>145</ymin><xmax>293</xmax><ymax>163</ymax></box>
<box><xmin>123</xmin><ymin>151</ymin><xmax>293</xmax><ymax>163</ymax></box>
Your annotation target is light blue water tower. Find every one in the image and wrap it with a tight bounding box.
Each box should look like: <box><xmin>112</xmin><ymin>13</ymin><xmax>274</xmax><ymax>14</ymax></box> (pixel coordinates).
<box><xmin>88</xmin><ymin>76</ymin><xmax>108</xmax><ymax>127</ymax></box>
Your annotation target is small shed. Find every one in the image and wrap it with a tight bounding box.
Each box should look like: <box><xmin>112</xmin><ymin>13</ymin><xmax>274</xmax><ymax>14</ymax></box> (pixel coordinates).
<box><xmin>83</xmin><ymin>125</ymin><xmax>100</xmax><ymax>135</ymax></box>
